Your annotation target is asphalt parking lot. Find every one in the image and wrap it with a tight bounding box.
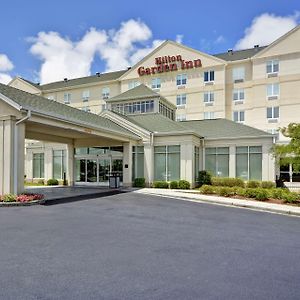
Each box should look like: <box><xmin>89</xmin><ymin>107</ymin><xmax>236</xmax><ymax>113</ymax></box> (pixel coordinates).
<box><xmin>0</xmin><ymin>192</ymin><xmax>299</xmax><ymax>300</ymax></box>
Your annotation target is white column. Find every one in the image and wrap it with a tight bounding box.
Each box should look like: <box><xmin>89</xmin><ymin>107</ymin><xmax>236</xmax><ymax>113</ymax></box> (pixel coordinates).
<box><xmin>15</xmin><ymin>122</ymin><xmax>25</xmax><ymax>194</ymax></box>
<box><xmin>262</xmin><ymin>144</ymin><xmax>275</xmax><ymax>181</ymax></box>
<box><xmin>67</xmin><ymin>143</ymin><xmax>74</xmax><ymax>186</ymax></box>
<box><xmin>122</xmin><ymin>141</ymin><xmax>133</xmax><ymax>187</ymax></box>
<box><xmin>229</xmin><ymin>145</ymin><xmax>236</xmax><ymax>178</ymax></box>
<box><xmin>180</xmin><ymin>143</ymin><xmax>194</xmax><ymax>184</ymax></box>
<box><xmin>44</xmin><ymin>144</ymin><xmax>53</xmax><ymax>181</ymax></box>
<box><xmin>144</xmin><ymin>143</ymin><xmax>154</xmax><ymax>187</ymax></box>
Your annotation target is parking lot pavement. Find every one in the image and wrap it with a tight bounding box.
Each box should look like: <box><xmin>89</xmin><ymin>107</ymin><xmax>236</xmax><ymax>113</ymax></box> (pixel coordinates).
<box><xmin>0</xmin><ymin>192</ymin><xmax>299</xmax><ymax>300</ymax></box>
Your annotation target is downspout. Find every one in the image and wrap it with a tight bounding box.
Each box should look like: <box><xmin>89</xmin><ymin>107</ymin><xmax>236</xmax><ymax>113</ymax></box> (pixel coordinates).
<box><xmin>14</xmin><ymin>110</ymin><xmax>31</xmax><ymax>194</ymax></box>
<box><xmin>201</xmin><ymin>138</ymin><xmax>205</xmax><ymax>170</ymax></box>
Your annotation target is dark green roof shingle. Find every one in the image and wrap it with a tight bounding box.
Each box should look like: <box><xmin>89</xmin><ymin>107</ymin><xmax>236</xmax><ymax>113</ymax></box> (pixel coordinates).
<box><xmin>213</xmin><ymin>46</ymin><xmax>267</xmax><ymax>61</ymax></box>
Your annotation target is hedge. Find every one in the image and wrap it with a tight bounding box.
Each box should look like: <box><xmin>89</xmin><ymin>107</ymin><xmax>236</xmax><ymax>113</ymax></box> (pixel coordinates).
<box><xmin>47</xmin><ymin>179</ymin><xmax>59</xmax><ymax>186</ymax></box>
<box><xmin>133</xmin><ymin>178</ymin><xmax>146</xmax><ymax>188</ymax></box>
<box><xmin>153</xmin><ymin>181</ymin><xmax>169</xmax><ymax>188</ymax></box>
<box><xmin>211</xmin><ymin>177</ymin><xmax>245</xmax><ymax>188</ymax></box>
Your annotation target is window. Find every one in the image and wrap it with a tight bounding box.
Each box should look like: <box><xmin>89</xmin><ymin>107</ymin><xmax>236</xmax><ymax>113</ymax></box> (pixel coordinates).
<box><xmin>176</xmin><ymin>74</ymin><xmax>187</xmax><ymax>86</ymax></box>
<box><xmin>204</xmin><ymin>112</ymin><xmax>215</xmax><ymax>119</ymax></box>
<box><xmin>233</xmin><ymin>89</ymin><xmax>245</xmax><ymax>101</ymax></box>
<box><xmin>33</xmin><ymin>153</ymin><xmax>44</xmax><ymax>178</ymax></box>
<box><xmin>132</xmin><ymin>146</ymin><xmax>144</xmax><ymax>180</ymax></box>
<box><xmin>82</xmin><ymin>90</ymin><xmax>90</xmax><ymax>102</ymax></box>
<box><xmin>128</xmin><ymin>81</ymin><xmax>140</xmax><ymax>89</ymax></box>
<box><xmin>102</xmin><ymin>87</ymin><xmax>110</xmax><ymax>99</ymax></box>
<box><xmin>154</xmin><ymin>146</ymin><xmax>180</xmax><ymax>181</ymax></box>
<box><xmin>204</xmin><ymin>70</ymin><xmax>215</xmax><ymax>83</ymax></box>
<box><xmin>233</xmin><ymin>111</ymin><xmax>245</xmax><ymax>123</ymax></box>
<box><xmin>266</xmin><ymin>60</ymin><xmax>279</xmax><ymax>74</ymax></box>
<box><xmin>151</xmin><ymin>78</ymin><xmax>161</xmax><ymax>89</ymax></box>
<box><xmin>176</xmin><ymin>94</ymin><xmax>186</xmax><ymax>107</ymax></box>
<box><xmin>205</xmin><ymin>147</ymin><xmax>229</xmax><ymax>177</ymax></box>
<box><xmin>232</xmin><ymin>67</ymin><xmax>245</xmax><ymax>82</ymax></box>
<box><xmin>112</xmin><ymin>100</ymin><xmax>155</xmax><ymax>115</ymax></box>
<box><xmin>176</xmin><ymin>114</ymin><xmax>186</xmax><ymax>121</ymax></box>
<box><xmin>82</xmin><ymin>106</ymin><xmax>91</xmax><ymax>112</ymax></box>
<box><xmin>236</xmin><ymin>146</ymin><xmax>262</xmax><ymax>180</ymax></box>
<box><xmin>53</xmin><ymin>150</ymin><xmax>66</xmax><ymax>179</ymax></box>
<box><xmin>159</xmin><ymin>102</ymin><xmax>175</xmax><ymax>120</ymax></box>
<box><xmin>267</xmin><ymin>106</ymin><xmax>279</xmax><ymax>120</ymax></box>
<box><xmin>204</xmin><ymin>91</ymin><xmax>214</xmax><ymax>103</ymax></box>
<box><xmin>267</xmin><ymin>83</ymin><xmax>279</xmax><ymax>98</ymax></box>
<box><xmin>47</xmin><ymin>95</ymin><xmax>54</xmax><ymax>100</ymax></box>
<box><xmin>64</xmin><ymin>93</ymin><xmax>71</xmax><ymax>104</ymax></box>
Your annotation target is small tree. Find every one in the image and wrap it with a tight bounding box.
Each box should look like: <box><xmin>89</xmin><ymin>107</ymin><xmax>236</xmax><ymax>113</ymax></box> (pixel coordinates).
<box><xmin>273</xmin><ymin>123</ymin><xmax>300</xmax><ymax>172</ymax></box>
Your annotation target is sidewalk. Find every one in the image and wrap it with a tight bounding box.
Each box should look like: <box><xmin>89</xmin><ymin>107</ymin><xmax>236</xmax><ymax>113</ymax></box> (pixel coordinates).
<box><xmin>135</xmin><ymin>188</ymin><xmax>300</xmax><ymax>217</ymax></box>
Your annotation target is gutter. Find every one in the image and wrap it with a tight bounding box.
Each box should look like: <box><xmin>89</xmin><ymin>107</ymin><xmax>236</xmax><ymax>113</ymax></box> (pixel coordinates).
<box><xmin>14</xmin><ymin>110</ymin><xmax>31</xmax><ymax>194</ymax></box>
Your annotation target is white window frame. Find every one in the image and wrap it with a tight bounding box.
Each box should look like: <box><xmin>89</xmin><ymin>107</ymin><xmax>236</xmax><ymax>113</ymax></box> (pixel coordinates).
<box><xmin>233</xmin><ymin>110</ymin><xmax>245</xmax><ymax>123</ymax></box>
<box><xmin>82</xmin><ymin>106</ymin><xmax>91</xmax><ymax>112</ymax></box>
<box><xmin>176</xmin><ymin>94</ymin><xmax>187</xmax><ymax>107</ymax></box>
<box><xmin>176</xmin><ymin>114</ymin><xmax>186</xmax><ymax>121</ymax></box>
<box><xmin>204</xmin><ymin>91</ymin><xmax>214</xmax><ymax>103</ymax></box>
<box><xmin>102</xmin><ymin>87</ymin><xmax>110</xmax><ymax>99</ymax></box>
<box><xmin>128</xmin><ymin>81</ymin><xmax>140</xmax><ymax>90</ymax></box>
<box><xmin>176</xmin><ymin>74</ymin><xmax>187</xmax><ymax>86</ymax></box>
<box><xmin>266</xmin><ymin>60</ymin><xmax>279</xmax><ymax>74</ymax></box>
<box><xmin>204</xmin><ymin>112</ymin><xmax>215</xmax><ymax>120</ymax></box>
<box><xmin>82</xmin><ymin>90</ymin><xmax>90</xmax><ymax>102</ymax></box>
<box><xmin>267</xmin><ymin>106</ymin><xmax>279</xmax><ymax>121</ymax></box>
<box><xmin>151</xmin><ymin>78</ymin><xmax>161</xmax><ymax>89</ymax></box>
<box><xmin>266</xmin><ymin>83</ymin><xmax>279</xmax><ymax>99</ymax></box>
<box><xmin>204</xmin><ymin>70</ymin><xmax>215</xmax><ymax>83</ymax></box>
<box><xmin>64</xmin><ymin>93</ymin><xmax>71</xmax><ymax>104</ymax></box>
<box><xmin>233</xmin><ymin>89</ymin><xmax>245</xmax><ymax>102</ymax></box>
<box><xmin>232</xmin><ymin>67</ymin><xmax>245</xmax><ymax>82</ymax></box>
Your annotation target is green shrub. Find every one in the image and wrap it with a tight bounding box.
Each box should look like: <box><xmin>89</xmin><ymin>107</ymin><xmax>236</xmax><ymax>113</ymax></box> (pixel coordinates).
<box><xmin>246</xmin><ymin>180</ymin><xmax>261</xmax><ymax>188</ymax></box>
<box><xmin>261</xmin><ymin>181</ymin><xmax>275</xmax><ymax>189</ymax></box>
<box><xmin>254</xmin><ymin>188</ymin><xmax>269</xmax><ymax>201</ymax></box>
<box><xmin>153</xmin><ymin>181</ymin><xmax>169</xmax><ymax>188</ymax></box>
<box><xmin>211</xmin><ymin>177</ymin><xmax>244</xmax><ymax>188</ymax></box>
<box><xmin>281</xmin><ymin>192</ymin><xmax>300</xmax><ymax>204</ymax></box>
<box><xmin>218</xmin><ymin>187</ymin><xmax>234</xmax><ymax>197</ymax></box>
<box><xmin>2</xmin><ymin>194</ymin><xmax>17</xmax><ymax>202</ymax></box>
<box><xmin>133</xmin><ymin>178</ymin><xmax>146</xmax><ymax>188</ymax></box>
<box><xmin>178</xmin><ymin>180</ymin><xmax>190</xmax><ymax>190</ymax></box>
<box><xmin>197</xmin><ymin>170</ymin><xmax>212</xmax><ymax>187</ymax></box>
<box><xmin>244</xmin><ymin>188</ymin><xmax>257</xmax><ymax>198</ymax></box>
<box><xmin>47</xmin><ymin>179</ymin><xmax>59</xmax><ymax>186</ymax></box>
<box><xmin>169</xmin><ymin>181</ymin><xmax>179</xmax><ymax>189</ymax></box>
<box><xmin>200</xmin><ymin>185</ymin><xmax>215</xmax><ymax>194</ymax></box>
<box><xmin>37</xmin><ymin>179</ymin><xmax>45</xmax><ymax>185</ymax></box>
<box><xmin>269</xmin><ymin>188</ymin><xmax>286</xmax><ymax>200</ymax></box>
<box><xmin>236</xmin><ymin>187</ymin><xmax>247</xmax><ymax>197</ymax></box>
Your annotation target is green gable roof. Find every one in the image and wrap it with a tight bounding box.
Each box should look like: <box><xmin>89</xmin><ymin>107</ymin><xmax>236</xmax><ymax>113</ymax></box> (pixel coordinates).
<box><xmin>0</xmin><ymin>83</ymin><xmax>137</xmax><ymax>138</ymax></box>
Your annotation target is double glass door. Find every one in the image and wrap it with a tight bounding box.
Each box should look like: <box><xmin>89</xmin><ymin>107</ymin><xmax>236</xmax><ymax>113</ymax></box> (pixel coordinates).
<box><xmin>76</xmin><ymin>157</ymin><xmax>122</xmax><ymax>185</ymax></box>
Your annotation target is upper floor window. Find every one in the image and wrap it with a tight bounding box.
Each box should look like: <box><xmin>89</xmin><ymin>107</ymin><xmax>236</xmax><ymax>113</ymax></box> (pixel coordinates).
<box><xmin>176</xmin><ymin>74</ymin><xmax>187</xmax><ymax>86</ymax></box>
<box><xmin>233</xmin><ymin>89</ymin><xmax>245</xmax><ymax>101</ymax></box>
<box><xmin>102</xmin><ymin>87</ymin><xmax>110</xmax><ymax>99</ymax></box>
<box><xmin>267</xmin><ymin>106</ymin><xmax>279</xmax><ymax>120</ymax></box>
<box><xmin>204</xmin><ymin>112</ymin><xmax>215</xmax><ymax>120</ymax></box>
<box><xmin>176</xmin><ymin>114</ymin><xmax>186</xmax><ymax>122</ymax></box>
<box><xmin>176</xmin><ymin>94</ymin><xmax>187</xmax><ymax>107</ymax></box>
<box><xmin>47</xmin><ymin>95</ymin><xmax>55</xmax><ymax>100</ymax></box>
<box><xmin>151</xmin><ymin>78</ymin><xmax>161</xmax><ymax>89</ymax></box>
<box><xmin>82</xmin><ymin>90</ymin><xmax>90</xmax><ymax>102</ymax></box>
<box><xmin>128</xmin><ymin>81</ymin><xmax>140</xmax><ymax>90</ymax></box>
<box><xmin>266</xmin><ymin>60</ymin><xmax>279</xmax><ymax>74</ymax></box>
<box><xmin>204</xmin><ymin>91</ymin><xmax>214</xmax><ymax>103</ymax></box>
<box><xmin>267</xmin><ymin>83</ymin><xmax>279</xmax><ymax>99</ymax></box>
<box><xmin>232</xmin><ymin>67</ymin><xmax>245</xmax><ymax>82</ymax></box>
<box><xmin>204</xmin><ymin>70</ymin><xmax>215</xmax><ymax>83</ymax></box>
<box><xmin>233</xmin><ymin>110</ymin><xmax>245</xmax><ymax>123</ymax></box>
<box><xmin>64</xmin><ymin>93</ymin><xmax>71</xmax><ymax>104</ymax></box>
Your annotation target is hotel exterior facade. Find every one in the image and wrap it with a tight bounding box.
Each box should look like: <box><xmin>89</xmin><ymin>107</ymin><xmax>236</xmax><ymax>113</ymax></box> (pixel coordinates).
<box><xmin>1</xmin><ymin>25</ymin><xmax>299</xmax><ymax>193</ymax></box>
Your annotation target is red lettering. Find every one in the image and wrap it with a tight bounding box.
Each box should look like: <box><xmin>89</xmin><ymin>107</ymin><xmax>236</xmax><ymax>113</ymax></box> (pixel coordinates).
<box><xmin>138</xmin><ymin>66</ymin><xmax>145</xmax><ymax>76</ymax></box>
<box><xmin>155</xmin><ymin>57</ymin><xmax>162</xmax><ymax>65</ymax></box>
<box><xmin>176</xmin><ymin>55</ymin><xmax>182</xmax><ymax>61</ymax></box>
<box><xmin>151</xmin><ymin>67</ymin><xmax>157</xmax><ymax>74</ymax></box>
<box><xmin>185</xmin><ymin>61</ymin><xmax>194</xmax><ymax>69</ymax></box>
<box><xmin>194</xmin><ymin>59</ymin><xmax>202</xmax><ymax>68</ymax></box>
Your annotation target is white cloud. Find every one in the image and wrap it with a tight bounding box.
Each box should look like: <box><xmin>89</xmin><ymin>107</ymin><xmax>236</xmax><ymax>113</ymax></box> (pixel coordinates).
<box><xmin>176</xmin><ymin>34</ymin><xmax>184</xmax><ymax>44</ymax></box>
<box><xmin>0</xmin><ymin>54</ymin><xmax>14</xmax><ymax>84</ymax></box>
<box><xmin>215</xmin><ymin>35</ymin><xmax>225</xmax><ymax>44</ymax></box>
<box><xmin>29</xmin><ymin>19</ymin><xmax>172</xmax><ymax>84</ymax></box>
<box><xmin>235</xmin><ymin>12</ymin><xmax>300</xmax><ymax>50</ymax></box>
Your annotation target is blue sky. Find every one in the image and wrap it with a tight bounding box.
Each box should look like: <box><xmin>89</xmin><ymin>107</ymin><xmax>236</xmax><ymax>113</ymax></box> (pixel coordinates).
<box><xmin>0</xmin><ymin>0</ymin><xmax>299</xmax><ymax>84</ymax></box>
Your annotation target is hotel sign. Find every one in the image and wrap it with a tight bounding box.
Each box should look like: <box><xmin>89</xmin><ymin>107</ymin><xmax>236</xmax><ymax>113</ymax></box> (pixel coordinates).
<box><xmin>137</xmin><ymin>55</ymin><xmax>202</xmax><ymax>76</ymax></box>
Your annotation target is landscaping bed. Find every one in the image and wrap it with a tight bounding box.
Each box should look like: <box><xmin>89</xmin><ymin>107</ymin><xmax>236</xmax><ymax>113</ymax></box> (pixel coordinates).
<box><xmin>0</xmin><ymin>193</ymin><xmax>45</xmax><ymax>206</ymax></box>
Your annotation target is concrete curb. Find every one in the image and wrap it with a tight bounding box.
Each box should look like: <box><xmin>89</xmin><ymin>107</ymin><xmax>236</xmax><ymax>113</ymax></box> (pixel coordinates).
<box><xmin>135</xmin><ymin>188</ymin><xmax>300</xmax><ymax>217</ymax></box>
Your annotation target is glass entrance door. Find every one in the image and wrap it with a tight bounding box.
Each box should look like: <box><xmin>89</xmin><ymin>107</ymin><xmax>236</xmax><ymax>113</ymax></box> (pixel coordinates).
<box><xmin>87</xmin><ymin>160</ymin><xmax>97</xmax><ymax>182</ymax></box>
<box><xmin>112</xmin><ymin>159</ymin><xmax>123</xmax><ymax>182</ymax></box>
<box><xmin>98</xmin><ymin>159</ymin><xmax>110</xmax><ymax>184</ymax></box>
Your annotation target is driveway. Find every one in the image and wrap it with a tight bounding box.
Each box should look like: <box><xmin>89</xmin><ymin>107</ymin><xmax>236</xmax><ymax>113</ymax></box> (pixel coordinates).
<box><xmin>0</xmin><ymin>192</ymin><xmax>299</xmax><ymax>299</ymax></box>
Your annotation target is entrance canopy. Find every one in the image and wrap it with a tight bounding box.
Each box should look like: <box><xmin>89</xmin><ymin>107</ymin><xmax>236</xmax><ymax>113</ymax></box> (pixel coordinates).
<box><xmin>0</xmin><ymin>83</ymin><xmax>140</xmax><ymax>194</ymax></box>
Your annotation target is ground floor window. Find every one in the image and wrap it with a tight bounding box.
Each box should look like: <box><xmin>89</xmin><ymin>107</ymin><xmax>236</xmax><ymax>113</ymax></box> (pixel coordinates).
<box><xmin>236</xmin><ymin>146</ymin><xmax>262</xmax><ymax>180</ymax></box>
<box><xmin>205</xmin><ymin>147</ymin><xmax>229</xmax><ymax>177</ymax></box>
<box><xmin>132</xmin><ymin>146</ymin><xmax>144</xmax><ymax>179</ymax></box>
<box><xmin>154</xmin><ymin>145</ymin><xmax>180</xmax><ymax>181</ymax></box>
<box><xmin>194</xmin><ymin>146</ymin><xmax>200</xmax><ymax>181</ymax></box>
<box><xmin>53</xmin><ymin>150</ymin><xmax>66</xmax><ymax>179</ymax></box>
<box><xmin>33</xmin><ymin>153</ymin><xmax>44</xmax><ymax>178</ymax></box>
<box><xmin>280</xmin><ymin>162</ymin><xmax>300</xmax><ymax>182</ymax></box>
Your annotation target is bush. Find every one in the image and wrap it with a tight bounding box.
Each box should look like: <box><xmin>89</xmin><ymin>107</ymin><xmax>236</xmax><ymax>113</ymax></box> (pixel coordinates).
<box><xmin>133</xmin><ymin>178</ymin><xmax>146</xmax><ymax>188</ymax></box>
<box><xmin>200</xmin><ymin>185</ymin><xmax>215</xmax><ymax>194</ymax></box>
<box><xmin>2</xmin><ymin>194</ymin><xmax>17</xmax><ymax>202</ymax></box>
<box><xmin>37</xmin><ymin>179</ymin><xmax>45</xmax><ymax>185</ymax></box>
<box><xmin>261</xmin><ymin>181</ymin><xmax>275</xmax><ymax>189</ymax></box>
<box><xmin>281</xmin><ymin>192</ymin><xmax>300</xmax><ymax>204</ymax></box>
<box><xmin>243</xmin><ymin>188</ymin><xmax>257</xmax><ymax>198</ymax></box>
<box><xmin>47</xmin><ymin>179</ymin><xmax>59</xmax><ymax>186</ymax></box>
<box><xmin>178</xmin><ymin>180</ymin><xmax>190</xmax><ymax>190</ymax></box>
<box><xmin>218</xmin><ymin>187</ymin><xmax>234</xmax><ymax>197</ymax></box>
<box><xmin>197</xmin><ymin>170</ymin><xmax>212</xmax><ymax>187</ymax></box>
<box><xmin>153</xmin><ymin>181</ymin><xmax>169</xmax><ymax>188</ymax></box>
<box><xmin>246</xmin><ymin>180</ymin><xmax>261</xmax><ymax>188</ymax></box>
<box><xmin>169</xmin><ymin>181</ymin><xmax>179</xmax><ymax>189</ymax></box>
<box><xmin>269</xmin><ymin>188</ymin><xmax>286</xmax><ymax>200</ymax></box>
<box><xmin>211</xmin><ymin>177</ymin><xmax>244</xmax><ymax>188</ymax></box>
<box><xmin>254</xmin><ymin>188</ymin><xmax>269</xmax><ymax>201</ymax></box>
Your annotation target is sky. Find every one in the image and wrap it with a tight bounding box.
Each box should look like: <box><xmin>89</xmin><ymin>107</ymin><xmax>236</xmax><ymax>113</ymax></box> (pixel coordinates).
<box><xmin>0</xmin><ymin>0</ymin><xmax>299</xmax><ymax>84</ymax></box>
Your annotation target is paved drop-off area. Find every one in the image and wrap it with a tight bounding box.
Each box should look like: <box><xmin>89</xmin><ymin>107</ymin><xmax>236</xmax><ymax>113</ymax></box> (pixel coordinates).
<box><xmin>0</xmin><ymin>192</ymin><xmax>299</xmax><ymax>300</ymax></box>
